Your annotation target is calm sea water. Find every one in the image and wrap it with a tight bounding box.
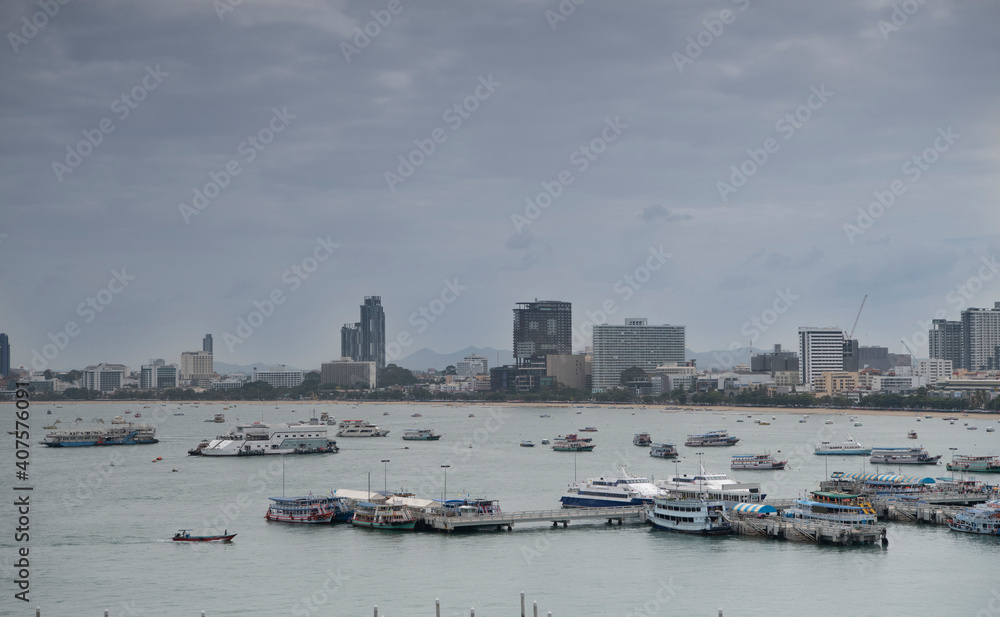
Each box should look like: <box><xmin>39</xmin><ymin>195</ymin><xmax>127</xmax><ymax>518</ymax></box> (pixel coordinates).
<box><xmin>3</xmin><ymin>402</ymin><xmax>1000</xmax><ymax>617</ymax></box>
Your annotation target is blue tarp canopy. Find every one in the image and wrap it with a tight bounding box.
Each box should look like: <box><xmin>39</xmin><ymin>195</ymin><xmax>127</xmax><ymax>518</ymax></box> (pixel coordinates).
<box><xmin>840</xmin><ymin>473</ymin><xmax>935</xmax><ymax>484</ymax></box>
<box><xmin>731</xmin><ymin>503</ymin><xmax>777</xmax><ymax>514</ymax></box>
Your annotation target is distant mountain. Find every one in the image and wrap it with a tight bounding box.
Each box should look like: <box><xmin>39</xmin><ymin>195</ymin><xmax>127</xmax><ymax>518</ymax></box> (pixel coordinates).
<box><xmin>214</xmin><ymin>361</ymin><xmax>305</xmax><ymax>376</ymax></box>
<box><xmin>396</xmin><ymin>347</ymin><xmax>514</xmax><ymax>372</ymax></box>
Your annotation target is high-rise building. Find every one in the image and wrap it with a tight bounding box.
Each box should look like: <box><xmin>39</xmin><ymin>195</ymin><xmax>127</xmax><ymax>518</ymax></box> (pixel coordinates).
<box><xmin>929</xmin><ymin>319</ymin><xmax>964</xmax><ymax>370</ymax></box>
<box><xmin>341</xmin><ymin>322</ymin><xmax>361</xmax><ymax>361</ymax></box>
<box><xmin>962</xmin><ymin>302</ymin><xmax>1000</xmax><ymax>370</ymax></box>
<box><xmin>798</xmin><ymin>327</ymin><xmax>847</xmax><ymax>388</ymax></box>
<box><xmin>591</xmin><ymin>318</ymin><xmax>685</xmax><ymax>392</ymax></box>
<box><xmin>203</xmin><ymin>334</ymin><xmax>213</xmax><ymax>354</ymax></box>
<box><xmin>82</xmin><ymin>363</ymin><xmax>128</xmax><ymax>392</ymax></box>
<box><xmin>342</xmin><ymin>297</ymin><xmax>386</xmax><ymax>369</ymax></box>
<box><xmin>181</xmin><ymin>350</ymin><xmax>214</xmax><ymax>385</ymax></box>
<box><xmin>858</xmin><ymin>346</ymin><xmax>891</xmax><ymax>372</ymax></box>
<box><xmin>915</xmin><ymin>358</ymin><xmax>953</xmax><ymax>386</ymax></box>
<box><xmin>321</xmin><ymin>359</ymin><xmax>377</xmax><ymax>388</ymax></box>
<box><xmin>456</xmin><ymin>354</ymin><xmax>489</xmax><ymax>378</ymax></box>
<box><xmin>359</xmin><ymin>296</ymin><xmax>386</xmax><ymax>370</ymax></box>
<box><xmin>251</xmin><ymin>366</ymin><xmax>305</xmax><ymax>388</ymax></box>
<box><xmin>750</xmin><ymin>344</ymin><xmax>799</xmax><ymax>376</ymax></box>
<box><xmin>0</xmin><ymin>332</ymin><xmax>9</xmax><ymax>377</ymax></box>
<box><xmin>140</xmin><ymin>359</ymin><xmax>179</xmax><ymax>389</ymax></box>
<box><xmin>513</xmin><ymin>300</ymin><xmax>572</xmax><ymax>369</ymax></box>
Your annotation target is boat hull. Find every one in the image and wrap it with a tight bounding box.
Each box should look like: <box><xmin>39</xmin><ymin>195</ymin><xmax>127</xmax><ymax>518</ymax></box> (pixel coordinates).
<box><xmin>43</xmin><ymin>438</ymin><xmax>159</xmax><ymax>447</ymax></box>
<box><xmin>172</xmin><ymin>534</ymin><xmax>236</xmax><ymax>542</ymax></box>
<box><xmin>814</xmin><ymin>449</ymin><xmax>871</xmax><ymax>456</ymax></box>
<box><xmin>402</xmin><ymin>436</ymin><xmax>441</xmax><ymax>441</ymax></box>
<box><xmin>350</xmin><ymin>520</ymin><xmax>416</xmax><ymax>530</ymax></box>
<box><xmin>559</xmin><ymin>496</ymin><xmax>651</xmax><ymax>508</ymax></box>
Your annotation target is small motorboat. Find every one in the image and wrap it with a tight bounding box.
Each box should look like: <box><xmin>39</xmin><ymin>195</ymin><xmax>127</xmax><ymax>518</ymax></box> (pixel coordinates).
<box><xmin>539</xmin><ymin>414</ymin><xmax>551</xmax><ymax>418</ymax></box>
<box><xmin>411</xmin><ymin>413</ymin><xmax>422</xmax><ymax>418</ymax></box>
<box><xmin>907</xmin><ymin>430</ymin><xmax>918</xmax><ymax>439</ymax></box>
<box><xmin>520</xmin><ymin>441</ymin><xmax>535</xmax><ymax>447</ymax></box>
<box><xmin>987</xmin><ymin>427</ymin><xmax>995</xmax><ymax>433</ymax></box>
<box><xmin>171</xmin><ymin>530</ymin><xmax>236</xmax><ymax>542</ymax></box>
<box><xmin>540</xmin><ymin>439</ymin><xmax>550</xmax><ymax>445</ymax></box>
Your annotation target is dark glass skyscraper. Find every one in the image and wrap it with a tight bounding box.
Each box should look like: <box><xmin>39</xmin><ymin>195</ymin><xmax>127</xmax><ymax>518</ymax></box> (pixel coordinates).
<box><xmin>341</xmin><ymin>297</ymin><xmax>386</xmax><ymax>369</ymax></box>
<box><xmin>0</xmin><ymin>333</ymin><xmax>9</xmax><ymax>377</ymax></box>
<box><xmin>513</xmin><ymin>300</ymin><xmax>571</xmax><ymax>369</ymax></box>
<box><xmin>202</xmin><ymin>334</ymin><xmax>213</xmax><ymax>354</ymax></box>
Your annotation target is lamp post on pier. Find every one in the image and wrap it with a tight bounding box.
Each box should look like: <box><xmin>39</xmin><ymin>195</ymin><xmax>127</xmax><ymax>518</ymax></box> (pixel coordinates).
<box><xmin>441</xmin><ymin>464</ymin><xmax>450</xmax><ymax>503</ymax></box>
<box><xmin>381</xmin><ymin>459</ymin><xmax>390</xmax><ymax>496</ymax></box>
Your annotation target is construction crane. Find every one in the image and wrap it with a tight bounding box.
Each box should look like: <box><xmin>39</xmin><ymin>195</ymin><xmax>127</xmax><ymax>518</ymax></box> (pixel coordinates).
<box><xmin>848</xmin><ymin>295</ymin><xmax>868</xmax><ymax>340</ymax></box>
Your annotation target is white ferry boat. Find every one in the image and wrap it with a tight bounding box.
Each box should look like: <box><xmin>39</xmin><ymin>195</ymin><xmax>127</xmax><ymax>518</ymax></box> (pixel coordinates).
<box><xmin>649</xmin><ymin>443</ymin><xmax>678</xmax><ymax>459</ymax></box>
<box><xmin>814</xmin><ymin>434</ymin><xmax>871</xmax><ymax>456</ymax></box>
<box><xmin>265</xmin><ymin>494</ymin><xmax>352</xmax><ymax>523</ymax></box>
<box><xmin>198</xmin><ymin>420</ymin><xmax>339</xmax><ymax>456</ymax></box>
<box><xmin>633</xmin><ymin>432</ymin><xmax>652</xmax><ymax>446</ymax></box>
<box><xmin>655</xmin><ymin>467</ymin><xmax>765</xmax><ymax>503</ymax></box>
<box><xmin>948</xmin><ymin>500</ymin><xmax>1000</xmax><ymax>535</ymax></box>
<box><xmin>336</xmin><ymin>420</ymin><xmax>389</xmax><ymax>437</ymax></box>
<box><xmin>646</xmin><ymin>496</ymin><xmax>731</xmax><ymax>535</ymax></box>
<box><xmin>869</xmin><ymin>447</ymin><xmax>941</xmax><ymax>465</ymax></box>
<box><xmin>402</xmin><ymin>429</ymin><xmax>441</xmax><ymax>441</ymax></box>
<box><xmin>784</xmin><ymin>491</ymin><xmax>876</xmax><ymax>525</ymax></box>
<box><xmin>559</xmin><ymin>467</ymin><xmax>660</xmax><ymax>508</ymax></box>
<box><xmin>946</xmin><ymin>454</ymin><xmax>1000</xmax><ymax>473</ymax></box>
<box><xmin>684</xmin><ymin>431</ymin><xmax>739</xmax><ymax>447</ymax></box>
<box><xmin>350</xmin><ymin>500</ymin><xmax>416</xmax><ymax>530</ymax></box>
<box><xmin>730</xmin><ymin>454</ymin><xmax>787</xmax><ymax>470</ymax></box>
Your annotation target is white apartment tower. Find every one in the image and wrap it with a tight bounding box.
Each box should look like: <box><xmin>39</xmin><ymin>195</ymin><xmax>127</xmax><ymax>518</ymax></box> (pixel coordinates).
<box><xmin>798</xmin><ymin>327</ymin><xmax>846</xmax><ymax>388</ymax></box>
<box><xmin>591</xmin><ymin>318</ymin><xmax>685</xmax><ymax>392</ymax></box>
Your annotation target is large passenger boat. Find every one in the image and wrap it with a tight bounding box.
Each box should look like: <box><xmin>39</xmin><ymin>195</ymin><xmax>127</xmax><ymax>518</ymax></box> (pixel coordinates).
<box><xmin>646</xmin><ymin>496</ymin><xmax>731</xmax><ymax>535</ymax></box>
<box><xmin>350</xmin><ymin>501</ymin><xmax>416</xmax><ymax>530</ymax></box>
<box><xmin>196</xmin><ymin>420</ymin><xmax>339</xmax><ymax>456</ymax></box>
<box><xmin>265</xmin><ymin>494</ymin><xmax>352</xmax><ymax>523</ymax></box>
<box><xmin>649</xmin><ymin>443</ymin><xmax>678</xmax><ymax>459</ymax></box>
<box><xmin>402</xmin><ymin>428</ymin><xmax>441</xmax><ymax>441</ymax></box>
<box><xmin>869</xmin><ymin>447</ymin><xmax>941</xmax><ymax>465</ymax></box>
<box><xmin>948</xmin><ymin>500</ymin><xmax>1000</xmax><ymax>535</ymax></box>
<box><xmin>42</xmin><ymin>423</ymin><xmax>158</xmax><ymax>447</ymax></box>
<box><xmin>813</xmin><ymin>435</ymin><xmax>871</xmax><ymax>456</ymax></box>
<box><xmin>551</xmin><ymin>434</ymin><xmax>595</xmax><ymax>452</ymax></box>
<box><xmin>559</xmin><ymin>468</ymin><xmax>660</xmax><ymax>508</ymax></box>
<box><xmin>633</xmin><ymin>433</ymin><xmax>652</xmax><ymax>446</ymax></box>
<box><xmin>684</xmin><ymin>431</ymin><xmax>739</xmax><ymax>447</ymax></box>
<box><xmin>336</xmin><ymin>420</ymin><xmax>389</xmax><ymax>437</ymax></box>
<box><xmin>655</xmin><ymin>467</ymin><xmax>765</xmax><ymax>503</ymax></box>
<box><xmin>947</xmin><ymin>455</ymin><xmax>1000</xmax><ymax>473</ymax></box>
<box><xmin>784</xmin><ymin>491</ymin><xmax>876</xmax><ymax>525</ymax></box>
<box><xmin>730</xmin><ymin>454</ymin><xmax>787</xmax><ymax>470</ymax></box>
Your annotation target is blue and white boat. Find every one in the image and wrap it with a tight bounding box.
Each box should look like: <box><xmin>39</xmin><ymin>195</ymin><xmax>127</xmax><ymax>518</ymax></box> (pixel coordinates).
<box><xmin>265</xmin><ymin>494</ymin><xmax>352</xmax><ymax>523</ymax></box>
<box><xmin>784</xmin><ymin>491</ymin><xmax>877</xmax><ymax>524</ymax></box>
<box><xmin>559</xmin><ymin>467</ymin><xmax>660</xmax><ymax>508</ymax></box>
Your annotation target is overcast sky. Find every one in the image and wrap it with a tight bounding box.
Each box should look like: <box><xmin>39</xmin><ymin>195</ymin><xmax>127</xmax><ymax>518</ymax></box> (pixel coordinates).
<box><xmin>2</xmin><ymin>0</ymin><xmax>999</xmax><ymax>373</ymax></box>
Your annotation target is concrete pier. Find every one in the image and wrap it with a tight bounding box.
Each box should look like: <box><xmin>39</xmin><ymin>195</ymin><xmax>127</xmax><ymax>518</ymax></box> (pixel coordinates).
<box><xmin>725</xmin><ymin>513</ymin><xmax>886</xmax><ymax>545</ymax></box>
<box><xmin>417</xmin><ymin>505</ymin><xmax>645</xmax><ymax>532</ymax></box>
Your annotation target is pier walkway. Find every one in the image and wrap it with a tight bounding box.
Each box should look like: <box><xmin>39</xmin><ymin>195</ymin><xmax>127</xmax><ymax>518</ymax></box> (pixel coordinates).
<box><xmin>724</xmin><ymin>512</ymin><xmax>886</xmax><ymax>545</ymax></box>
<box><xmin>418</xmin><ymin>505</ymin><xmax>645</xmax><ymax>532</ymax></box>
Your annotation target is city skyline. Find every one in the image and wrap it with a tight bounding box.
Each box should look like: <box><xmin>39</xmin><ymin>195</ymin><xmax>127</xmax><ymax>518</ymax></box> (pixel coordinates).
<box><xmin>2</xmin><ymin>2</ymin><xmax>999</xmax><ymax>375</ymax></box>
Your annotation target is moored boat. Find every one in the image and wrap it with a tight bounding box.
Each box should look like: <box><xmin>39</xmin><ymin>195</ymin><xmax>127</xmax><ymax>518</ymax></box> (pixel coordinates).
<box><xmin>265</xmin><ymin>494</ymin><xmax>352</xmax><ymax>523</ymax></box>
<box><xmin>551</xmin><ymin>434</ymin><xmax>595</xmax><ymax>452</ymax></box>
<box><xmin>579</xmin><ymin>427</ymin><xmax>598</xmax><ymax>432</ymax></box>
<box><xmin>42</xmin><ymin>423</ymin><xmax>158</xmax><ymax>447</ymax></box>
<box><xmin>198</xmin><ymin>419</ymin><xmax>339</xmax><ymax>456</ymax></box>
<box><xmin>402</xmin><ymin>428</ymin><xmax>441</xmax><ymax>441</ymax></box>
<box><xmin>520</xmin><ymin>440</ymin><xmax>535</xmax><ymax>447</ymax></box>
<box><xmin>336</xmin><ymin>420</ymin><xmax>389</xmax><ymax>437</ymax></box>
<box><xmin>684</xmin><ymin>431</ymin><xmax>739</xmax><ymax>447</ymax></box>
<box><xmin>655</xmin><ymin>466</ymin><xmax>765</xmax><ymax>503</ymax></box>
<box><xmin>869</xmin><ymin>447</ymin><xmax>941</xmax><ymax>465</ymax></box>
<box><xmin>785</xmin><ymin>491</ymin><xmax>876</xmax><ymax>524</ymax></box>
<box><xmin>948</xmin><ymin>500</ymin><xmax>1000</xmax><ymax>535</ymax></box>
<box><xmin>559</xmin><ymin>467</ymin><xmax>659</xmax><ymax>507</ymax></box>
<box><xmin>907</xmin><ymin>430</ymin><xmax>918</xmax><ymax>439</ymax></box>
<box><xmin>350</xmin><ymin>500</ymin><xmax>416</xmax><ymax>530</ymax></box>
<box><xmin>730</xmin><ymin>454</ymin><xmax>787</xmax><ymax>470</ymax></box>
<box><xmin>646</xmin><ymin>496</ymin><xmax>731</xmax><ymax>535</ymax></box>
<box><xmin>947</xmin><ymin>455</ymin><xmax>1000</xmax><ymax>473</ymax></box>
<box><xmin>814</xmin><ymin>434</ymin><xmax>871</xmax><ymax>456</ymax></box>
<box><xmin>633</xmin><ymin>432</ymin><xmax>652</xmax><ymax>446</ymax></box>
<box><xmin>649</xmin><ymin>443</ymin><xmax>678</xmax><ymax>459</ymax></box>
